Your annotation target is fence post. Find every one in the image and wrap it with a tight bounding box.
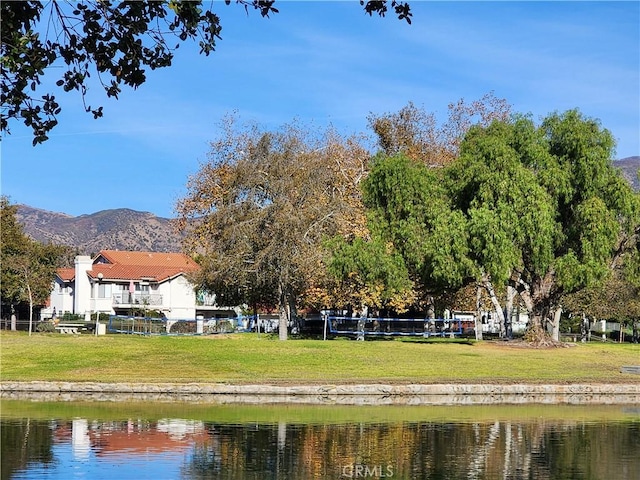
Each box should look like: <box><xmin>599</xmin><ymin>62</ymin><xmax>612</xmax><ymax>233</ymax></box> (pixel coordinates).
<box><xmin>357</xmin><ymin>317</ymin><xmax>365</xmax><ymax>341</ymax></box>
<box><xmin>323</xmin><ymin>313</ymin><xmax>328</xmax><ymax>341</ymax></box>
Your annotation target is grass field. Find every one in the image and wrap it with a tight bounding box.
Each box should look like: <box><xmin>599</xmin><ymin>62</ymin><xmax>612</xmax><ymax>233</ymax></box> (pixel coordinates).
<box><xmin>1</xmin><ymin>331</ymin><xmax>639</xmax><ymax>384</ymax></box>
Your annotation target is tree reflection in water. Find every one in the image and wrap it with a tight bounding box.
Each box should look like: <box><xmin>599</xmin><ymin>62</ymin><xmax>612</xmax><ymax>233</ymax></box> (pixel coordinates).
<box><xmin>184</xmin><ymin>419</ymin><xmax>639</xmax><ymax>479</ymax></box>
<box><xmin>2</xmin><ymin>414</ymin><xmax>639</xmax><ymax>479</ymax></box>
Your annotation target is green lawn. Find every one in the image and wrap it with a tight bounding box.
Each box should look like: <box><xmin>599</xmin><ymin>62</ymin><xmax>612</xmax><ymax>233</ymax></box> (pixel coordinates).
<box><xmin>1</xmin><ymin>331</ymin><xmax>639</xmax><ymax>384</ymax></box>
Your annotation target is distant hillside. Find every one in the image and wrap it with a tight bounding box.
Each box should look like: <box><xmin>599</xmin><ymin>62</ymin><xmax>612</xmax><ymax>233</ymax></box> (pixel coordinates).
<box><xmin>16</xmin><ymin>206</ymin><xmax>184</xmax><ymax>255</ymax></box>
<box><xmin>615</xmin><ymin>156</ymin><xmax>640</xmax><ymax>191</ymax></box>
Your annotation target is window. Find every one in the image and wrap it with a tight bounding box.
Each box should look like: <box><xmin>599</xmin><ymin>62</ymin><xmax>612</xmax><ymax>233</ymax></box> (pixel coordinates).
<box><xmin>97</xmin><ymin>283</ymin><xmax>112</xmax><ymax>299</ymax></box>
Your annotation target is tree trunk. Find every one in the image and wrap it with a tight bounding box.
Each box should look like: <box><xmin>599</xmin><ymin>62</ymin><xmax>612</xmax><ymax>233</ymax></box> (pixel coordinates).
<box><xmin>504</xmin><ymin>285</ymin><xmax>516</xmax><ymax>339</ymax></box>
<box><xmin>551</xmin><ymin>306</ymin><xmax>562</xmax><ymax>342</ymax></box>
<box><xmin>580</xmin><ymin>313</ymin><xmax>588</xmax><ymax>342</ymax></box>
<box><xmin>475</xmin><ymin>283</ymin><xmax>483</xmax><ymax>341</ymax></box>
<box><xmin>278</xmin><ymin>304</ymin><xmax>288</xmax><ymax>341</ymax></box>
<box><xmin>482</xmin><ymin>276</ymin><xmax>505</xmax><ymax>336</ymax></box>
<box><xmin>516</xmin><ymin>269</ymin><xmax>557</xmax><ymax>345</ymax></box>
<box><xmin>278</xmin><ymin>282</ymin><xmax>289</xmax><ymax>341</ymax></box>
<box><xmin>27</xmin><ymin>282</ymin><xmax>33</xmax><ymax>337</ymax></box>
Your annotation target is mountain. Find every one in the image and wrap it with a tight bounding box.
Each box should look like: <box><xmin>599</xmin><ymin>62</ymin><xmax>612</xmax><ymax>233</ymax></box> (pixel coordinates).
<box><xmin>16</xmin><ymin>206</ymin><xmax>184</xmax><ymax>254</ymax></box>
<box><xmin>615</xmin><ymin>156</ymin><xmax>640</xmax><ymax>192</ymax></box>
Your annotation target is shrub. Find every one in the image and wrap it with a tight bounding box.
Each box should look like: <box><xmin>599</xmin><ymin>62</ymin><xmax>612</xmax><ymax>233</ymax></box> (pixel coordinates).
<box><xmin>60</xmin><ymin>312</ymin><xmax>84</xmax><ymax>322</ymax></box>
<box><xmin>36</xmin><ymin>321</ymin><xmax>55</xmax><ymax>333</ymax></box>
<box><xmin>169</xmin><ymin>321</ymin><xmax>196</xmax><ymax>334</ymax></box>
<box><xmin>212</xmin><ymin>320</ymin><xmax>234</xmax><ymax>333</ymax></box>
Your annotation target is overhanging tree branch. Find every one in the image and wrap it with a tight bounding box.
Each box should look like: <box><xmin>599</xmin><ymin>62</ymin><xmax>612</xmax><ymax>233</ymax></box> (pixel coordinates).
<box><xmin>1</xmin><ymin>0</ymin><xmax>412</xmax><ymax>144</ymax></box>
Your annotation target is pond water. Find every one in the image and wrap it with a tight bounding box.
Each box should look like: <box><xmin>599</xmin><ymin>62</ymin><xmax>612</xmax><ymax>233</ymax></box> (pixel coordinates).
<box><xmin>1</xmin><ymin>400</ymin><xmax>639</xmax><ymax>480</ymax></box>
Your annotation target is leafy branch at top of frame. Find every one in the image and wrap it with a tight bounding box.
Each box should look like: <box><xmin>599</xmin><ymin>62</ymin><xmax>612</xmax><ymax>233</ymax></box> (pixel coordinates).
<box><xmin>1</xmin><ymin>0</ymin><xmax>412</xmax><ymax>145</ymax></box>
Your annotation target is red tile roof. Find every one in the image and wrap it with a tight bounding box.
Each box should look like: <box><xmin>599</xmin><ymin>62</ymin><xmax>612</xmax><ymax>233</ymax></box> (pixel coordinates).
<box><xmin>89</xmin><ymin>264</ymin><xmax>195</xmax><ymax>282</ymax></box>
<box><xmin>91</xmin><ymin>250</ymin><xmax>199</xmax><ymax>282</ymax></box>
<box><xmin>56</xmin><ymin>268</ymin><xmax>75</xmax><ymax>282</ymax></box>
<box><xmin>96</xmin><ymin>250</ymin><xmax>197</xmax><ymax>268</ymax></box>
<box><xmin>57</xmin><ymin>250</ymin><xmax>199</xmax><ymax>283</ymax></box>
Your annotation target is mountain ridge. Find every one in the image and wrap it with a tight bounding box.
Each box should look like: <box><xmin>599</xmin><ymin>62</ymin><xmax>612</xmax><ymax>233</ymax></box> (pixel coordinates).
<box><xmin>616</xmin><ymin>156</ymin><xmax>640</xmax><ymax>191</ymax></box>
<box><xmin>16</xmin><ymin>205</ymin><xmax>184</xmax><ymax>255</ymax></box>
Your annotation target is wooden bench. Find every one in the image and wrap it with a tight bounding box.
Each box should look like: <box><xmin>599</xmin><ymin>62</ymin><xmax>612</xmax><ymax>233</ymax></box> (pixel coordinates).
<box><xmin>621</xmin><ymin>365</ymin><xmax>640</xmax><ymax>375</ymax></box>
<box><xmin>55</xmin><ymin>323</ymin><xmax>85</xmax><ymax>334</ymax></box>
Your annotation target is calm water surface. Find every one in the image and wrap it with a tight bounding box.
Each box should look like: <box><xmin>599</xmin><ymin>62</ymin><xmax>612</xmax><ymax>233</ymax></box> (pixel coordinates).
<box><xmin>1</xmin><ymin>400</ymin><xmax>639</xmax><ymax>480</ymax></box>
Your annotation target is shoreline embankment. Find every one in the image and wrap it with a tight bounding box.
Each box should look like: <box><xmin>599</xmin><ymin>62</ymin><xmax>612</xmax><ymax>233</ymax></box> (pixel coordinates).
<box><xmin>2</xmin><ymin>381</ymin><xmax>639</xmax><ymax>405</ymax></box>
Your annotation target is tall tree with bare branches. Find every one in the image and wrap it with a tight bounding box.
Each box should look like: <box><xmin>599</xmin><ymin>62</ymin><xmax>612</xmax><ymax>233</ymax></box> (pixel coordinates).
<box><xmin>368</xmin><ymin>92</ymin><xmax>511</xmax><ymax>166</ymax></box>
<box><xmin>176</xmin><ymin>117</ymin><xmax>369</xmax><ymax>339</ymax></box>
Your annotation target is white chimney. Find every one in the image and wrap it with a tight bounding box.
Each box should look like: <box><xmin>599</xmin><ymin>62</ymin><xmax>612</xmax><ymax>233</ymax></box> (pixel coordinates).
<box><xmin>74</xmin><ymin>255</ymin><xmax>93</xmax><ymax>317</ymax></box>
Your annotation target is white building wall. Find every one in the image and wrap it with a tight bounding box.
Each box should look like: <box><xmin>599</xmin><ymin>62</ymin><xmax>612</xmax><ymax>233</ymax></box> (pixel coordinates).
<box><xmin>92</xmin><ymin>280</ymin><xmax>116</xmax><ymax>316</ymax></box>
<box><xmin>44</xmin><ymin>278</ymin><xmax>75</xmax><ymax>319</ymax></box>
<box><xmin>157</xmin><ymin>275</ymin><xmax>196</xmax><ymax>320</ymax></box>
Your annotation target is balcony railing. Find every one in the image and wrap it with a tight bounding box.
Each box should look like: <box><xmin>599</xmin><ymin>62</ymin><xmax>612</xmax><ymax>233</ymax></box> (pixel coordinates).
<box><xmin>112</xmin><ymin>293</ymin><xmax>163</xmax><ymax>306</ymax></box>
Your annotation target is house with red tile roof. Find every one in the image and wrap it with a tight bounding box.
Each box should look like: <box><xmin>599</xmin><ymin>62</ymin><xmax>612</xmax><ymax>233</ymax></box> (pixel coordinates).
<box><xmin>45</xmin><ymin>250</ymin><xmax>237</xmax><ymax>323</ymax></box>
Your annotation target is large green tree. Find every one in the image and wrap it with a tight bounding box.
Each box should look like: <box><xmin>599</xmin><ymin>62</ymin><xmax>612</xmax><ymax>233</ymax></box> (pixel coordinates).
<box><xmin>452</xmin><ymin>111</ymin><xmax>639</xmax><ymax>341</ymax></box>
<box><xmin>1</xmin><ymin>197</ymin><xmax>70</xmax><ymax>334</ymax></box>
<box><xmin>176</xmin><ymin>118</ymin><xmax>369</xmax><ymax>340</ymax></box>
<box><xmin>362</xmin><ymin>154</ymin><xmax>471</xmax><ymax>290</ymax></box>
<box><xmin>332</xmin><ymin>110</ymin><xmax>640</xmax><ymax>343</ymax></box>
<box><xmin>327</xmin><ymin>153</ymin><xmax>474</xmax><ymax>320</ymax></box>
<box><xmin>1</xmin><ymin>197</ymin><xmax>28</xmax><ymax>313</ymax></box>
<box><xmin>1</xmin><ymin>0</ymin><xmax>411</xmax><ymax>145</ymax></box>
<box><xmin>328</xmin><ymin>94</ymin><xmax>512</xmax><ymax>319</ymax></box>
<box><xmin>11</xmin><ymin>241</ymin><xmax>69</xmax><ymax>335</ymax></box>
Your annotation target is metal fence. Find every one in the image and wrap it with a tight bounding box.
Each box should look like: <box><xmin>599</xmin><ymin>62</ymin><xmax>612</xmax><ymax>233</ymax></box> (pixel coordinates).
<box><xmin>325</xmin><ymin>316</ymin><xmax>464</xmax><ymax>340</ymax></box>
<box><xmin>106</xmin><ymin>315</ymin><xmax>255</xmax><ymax>336</ymax></box>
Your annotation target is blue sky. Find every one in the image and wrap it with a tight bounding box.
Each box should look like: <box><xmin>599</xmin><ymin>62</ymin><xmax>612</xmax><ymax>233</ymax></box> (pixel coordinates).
<box><xmin>2</xmin><ymin>1</ymin><xmax>639</xmax><ymax>219</ymax></box>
